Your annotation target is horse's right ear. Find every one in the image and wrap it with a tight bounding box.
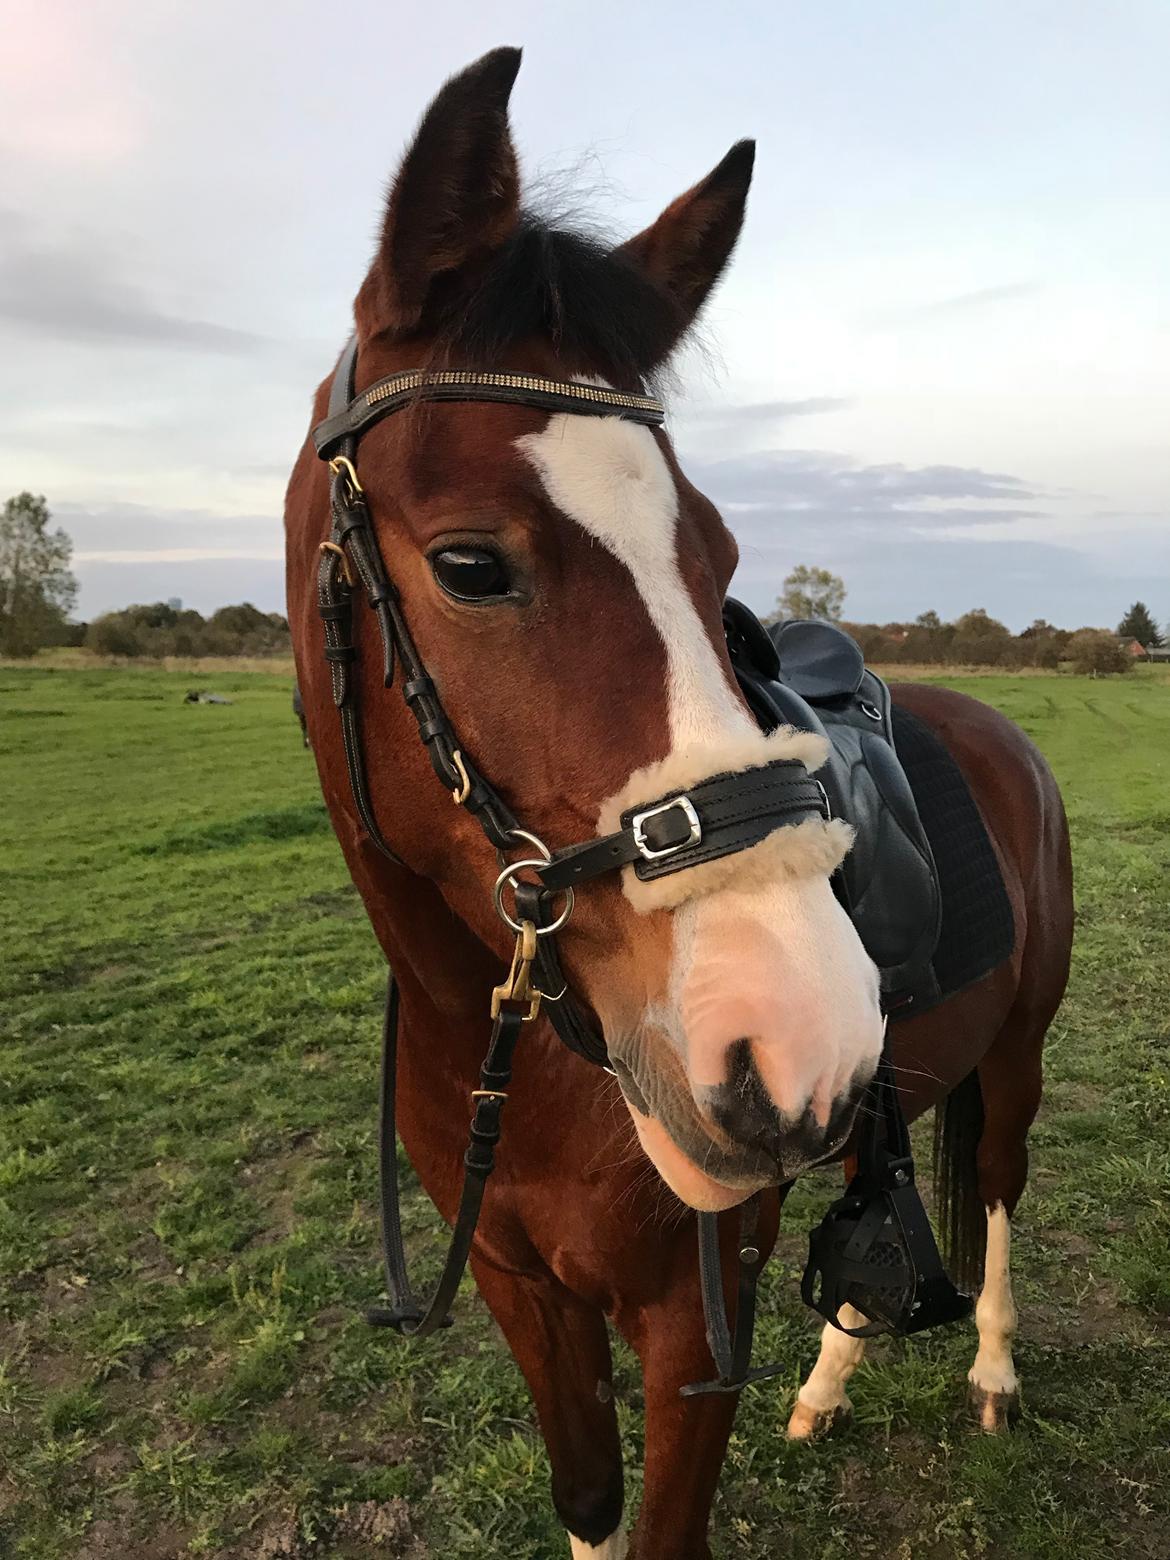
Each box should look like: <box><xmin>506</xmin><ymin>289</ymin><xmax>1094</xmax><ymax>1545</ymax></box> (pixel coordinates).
<box><xmin>355</xmin><ymin>47</ymin><xmax>523</xmax><ymax>340</ymax></box>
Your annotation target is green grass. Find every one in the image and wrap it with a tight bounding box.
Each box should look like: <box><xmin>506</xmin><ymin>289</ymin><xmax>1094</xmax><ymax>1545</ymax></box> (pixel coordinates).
<box><xmin>1</xmin><ymin>665</ymin><xmax>1168</xmax><ymax>1557</ymax></box>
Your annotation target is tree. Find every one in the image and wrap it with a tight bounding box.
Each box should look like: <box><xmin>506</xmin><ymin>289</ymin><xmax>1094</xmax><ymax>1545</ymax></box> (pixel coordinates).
<box><xmin>950</xmin><ymin>608</ymin><xmax>1012</xmax><ymax>667</ymax></box>
<box><xmin>776</xmin><ymin>565</ymin><xmax>846</xmax><ymax>623</ymax></box>
<box><xmin>0</xmin><ymin>493</ymin><xmax>78</xmax><ymax>657</ymax></box>
<box><xmin>1117</xmin><ymin>601</ymin><xmax>1162</xmax><ymax>647</ymax></box>
<box><xmin>1067</xmin><ymin>629</ymin><xmax>1131</xmax><ymax>676</ymax></box>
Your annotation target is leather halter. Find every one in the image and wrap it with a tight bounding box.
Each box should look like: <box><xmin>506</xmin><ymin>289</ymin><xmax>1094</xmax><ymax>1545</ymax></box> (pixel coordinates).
<box><xmin>310</xmin><ymin>336</ymin><xmax>831</xmax><ymax>1355</ymax></box>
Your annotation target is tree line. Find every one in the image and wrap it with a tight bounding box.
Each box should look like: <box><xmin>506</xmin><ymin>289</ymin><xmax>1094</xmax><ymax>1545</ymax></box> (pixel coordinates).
<box><xmin>775</xmin><ymin>565</ymin><xmax>1164</xmax><ymax>675</ymax></box>
<box><xmin>85</xmin><ymin>601</ymin><xmax>291</xmax><ymax>658</ymax></box>
<box><xmin>1</xmin><ymin>497</ymin><xmax>1163</xmax><ymax>673</ymax></box>
<box><xmin>0</xmin><ymin>492</ymin><xmax>290</xmax><ymax>659</ymax></box>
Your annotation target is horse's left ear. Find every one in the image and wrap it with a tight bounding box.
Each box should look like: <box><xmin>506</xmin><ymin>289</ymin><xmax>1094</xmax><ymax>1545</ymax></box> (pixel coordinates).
<box><xmin>617</xmin><ymin>140</ymin><xmax>755</xmax><ymax>337</ymax></box>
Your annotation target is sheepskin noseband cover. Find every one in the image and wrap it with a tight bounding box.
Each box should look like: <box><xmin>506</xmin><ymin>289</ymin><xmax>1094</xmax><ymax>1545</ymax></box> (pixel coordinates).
<box><xmin>539</xmin><ymin>727</ymin><xmax>855</xmax><ymax>914</ymax></box>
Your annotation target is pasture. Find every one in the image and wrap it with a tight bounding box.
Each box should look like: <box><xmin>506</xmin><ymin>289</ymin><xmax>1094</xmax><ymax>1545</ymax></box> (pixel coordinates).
<box><xmin>1</xmin><ymin>664</ymin><xmax>1168</xmax><ymax>1558</ymax></box>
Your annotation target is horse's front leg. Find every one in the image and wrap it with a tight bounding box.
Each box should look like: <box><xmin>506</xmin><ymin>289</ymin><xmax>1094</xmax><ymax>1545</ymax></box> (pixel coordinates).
<box><xmin>617</xmin><ymin>1201</ymin><xmax>781</xmax><ymax>1560</ymax></box>
<box><xmin>469</xmin><ymin>1253</ymin><xmax>627</xmax><ymax>1557</ymax></box>
<box><xmin>623</xmin><ymin>1296</ymin><xmax>738</xmax><ymax>1560</ymax></box>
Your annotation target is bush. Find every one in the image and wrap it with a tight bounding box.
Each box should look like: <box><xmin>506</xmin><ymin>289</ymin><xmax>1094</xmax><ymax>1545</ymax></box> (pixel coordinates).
<box><xmin>81</xmin><ymin>603</ymin><xmax>290</xmax><ymax>659</ymax></box>
<box><xmin>86</xmin><ymin>616</ymin><xmax>145</xmax><ymax>657</ymax></box>
<box><xmin>1066</xmin><ymin>629</ymin><xmax>1132</xmax><ymax>676</ymax></box>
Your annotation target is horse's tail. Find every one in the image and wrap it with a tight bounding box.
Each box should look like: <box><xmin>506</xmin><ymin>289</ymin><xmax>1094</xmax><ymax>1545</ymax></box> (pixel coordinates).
<box><xmin>932</xmin><ymin>1068</ymin><xmax>986</xmax><ymax>1292</ymax></box>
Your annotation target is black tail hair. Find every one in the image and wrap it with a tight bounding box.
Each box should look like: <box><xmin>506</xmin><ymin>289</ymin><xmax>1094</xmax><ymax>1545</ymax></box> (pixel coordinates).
<box><xmin>932</xmin><ymin>1068</ymin><xmax>986</xmax><ymax>1292</ymax></box>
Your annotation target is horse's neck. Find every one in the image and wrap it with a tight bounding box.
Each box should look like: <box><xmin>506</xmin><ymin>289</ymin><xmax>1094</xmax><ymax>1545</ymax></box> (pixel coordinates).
<box><xmin>372</xmin><ymin>870</ymin><xmax>508</xmax><ymax>1083</ymax></box>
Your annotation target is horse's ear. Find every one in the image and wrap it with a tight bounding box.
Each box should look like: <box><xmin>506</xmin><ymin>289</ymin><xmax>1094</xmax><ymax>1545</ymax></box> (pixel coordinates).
<box><xmin>617</xmin><ymin>140</ymin><xmax>755</xmax><ymax>338</ymax></box>
<box><xmin>356</xmin><ymin>47</ymin><xmax>523</xmax><ymax>339</ymax></box>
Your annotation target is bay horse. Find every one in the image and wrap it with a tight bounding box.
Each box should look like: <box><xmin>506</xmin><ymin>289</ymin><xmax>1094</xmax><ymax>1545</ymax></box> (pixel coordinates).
<box><xmin>284</xmin><ymin>49</ymin><xmax>1073</xmax><ymax>1560</ymax></box>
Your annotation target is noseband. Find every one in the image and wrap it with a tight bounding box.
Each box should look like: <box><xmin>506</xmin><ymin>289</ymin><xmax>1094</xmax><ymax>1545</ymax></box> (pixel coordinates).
<box><xmin>309</xmin><ymin>338</ymin><xmax>965</xmax><ymax>1381</ymax></box>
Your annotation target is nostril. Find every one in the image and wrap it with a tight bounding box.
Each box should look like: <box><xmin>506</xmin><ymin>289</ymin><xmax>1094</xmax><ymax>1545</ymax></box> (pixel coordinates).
<box><xmin>697</xmin><ymin>1040</ymin><xmax>870</xmax><ymax>1171</ymax></box>
<box><xmin>701</xmin><ymin>1039</ymin><xmax>787</xmax><ymax>1162</ymax></box>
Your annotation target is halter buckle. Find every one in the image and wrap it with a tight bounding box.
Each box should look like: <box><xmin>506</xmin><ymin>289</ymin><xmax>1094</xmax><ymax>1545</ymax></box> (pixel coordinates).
<box><xmin>318</xmin><ymin>539</ymin><xmax>355</xmax><ymax>588</ymax></box>
<box><xmin>631</xmin><ymin>795</ymin><xmax>702</xmax><ymax>861</ymax></box>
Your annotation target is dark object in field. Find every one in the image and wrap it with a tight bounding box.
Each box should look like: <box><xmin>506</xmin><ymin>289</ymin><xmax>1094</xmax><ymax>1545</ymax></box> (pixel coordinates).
<box><xmin>183</xmin><ymin>690</ymin><xmax>233</xmax><ymax>705</ymax></box>
<box><xmin>292</xmin><ymin>682</ymin><xmax>310</xmax><ymax>747</ymax></box>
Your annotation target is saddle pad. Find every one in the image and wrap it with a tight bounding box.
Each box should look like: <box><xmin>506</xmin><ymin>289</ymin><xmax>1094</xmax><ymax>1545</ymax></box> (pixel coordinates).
<box><xmin>889</xmin><ymin>703</ymin><xmax>1015</xmax><ymax>1011</ymax></box>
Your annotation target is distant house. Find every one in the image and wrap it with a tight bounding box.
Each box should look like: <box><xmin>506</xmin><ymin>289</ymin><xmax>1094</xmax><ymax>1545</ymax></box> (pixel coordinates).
<box><xmin>1119</xmin><ymin>637</ymin><xmax>1148</xmax><ymax>659</ymax></box>
<box><xmin>1147</xmin><ymin>645</ymin><xmax>1170</xmax><ymax>662</ymax></box>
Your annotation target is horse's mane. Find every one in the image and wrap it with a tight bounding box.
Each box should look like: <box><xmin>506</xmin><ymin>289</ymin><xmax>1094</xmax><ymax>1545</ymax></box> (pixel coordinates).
<box><xmin>427</xmin><ymin>212</ymin><xmax>686</xmax><ymax>391</ymax></box>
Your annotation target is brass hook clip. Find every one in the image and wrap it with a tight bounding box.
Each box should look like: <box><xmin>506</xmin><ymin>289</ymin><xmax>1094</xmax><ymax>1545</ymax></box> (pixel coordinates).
<box><xmin>490</xmin><ymin>919</ymin><xmax>542</xmax><ymax>1022</ymax></box>
<box><xmin>328</xmin><ymin>455</ymin><xmax>364</xmax><ymax>504</ymax></box>
<box><xmin>450</xmin><ymin>749</ymin><xmax>472</xmax><ymax>806</ymax></box>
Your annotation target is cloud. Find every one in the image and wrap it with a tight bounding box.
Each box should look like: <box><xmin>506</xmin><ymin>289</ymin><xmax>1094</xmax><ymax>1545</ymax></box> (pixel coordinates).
<box><xmin>688</xmin><ymin>396</ymin><xmax>853</xmax><ymax>426</ymax></box>
<box><xmin>0</xmin><ymin>215</ymin><xmax>268</xmax><ymax>354</ymax></box>
<box><xmin>685</xmin><ymin>447</ymin><xmax>1042</xmax><ymax>530</ymax></box>
<box><xmin>56</xmin><ymin>499</ymin><xmax>282</xmax><ymax>558</ymax></box>
<box><xmin>916</xmin><ymin>282</ymin><xmax>1042</xmax><ymax>316</ymax></box>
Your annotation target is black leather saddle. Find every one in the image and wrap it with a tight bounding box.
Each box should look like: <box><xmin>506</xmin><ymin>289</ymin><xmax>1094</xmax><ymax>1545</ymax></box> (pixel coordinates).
<box><xmin>724</xmin><ymin>600</ymin><xmax>942</xmax><ymax>1010</ymax></box>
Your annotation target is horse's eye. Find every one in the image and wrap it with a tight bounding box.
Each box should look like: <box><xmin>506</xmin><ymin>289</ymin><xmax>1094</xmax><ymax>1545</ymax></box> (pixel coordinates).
<box><xmin>430</xmin><ymin>546</ymin><xmax>511</xmax><ymax>602</ymax></box>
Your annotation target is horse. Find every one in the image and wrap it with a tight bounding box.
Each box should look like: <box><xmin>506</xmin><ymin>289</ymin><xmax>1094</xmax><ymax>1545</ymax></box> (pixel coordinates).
<box><xmin>284</xmin><ymin>48</ymin><xmax>1074</xmax><ymax>1560</ymax></box>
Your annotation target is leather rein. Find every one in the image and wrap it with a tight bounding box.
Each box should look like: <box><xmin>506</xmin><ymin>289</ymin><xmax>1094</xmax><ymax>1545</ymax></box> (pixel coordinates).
<box><xmin>310</xmin><ymin>338</ymin><xmax>832</xmax><ymax>1380</ymax></box>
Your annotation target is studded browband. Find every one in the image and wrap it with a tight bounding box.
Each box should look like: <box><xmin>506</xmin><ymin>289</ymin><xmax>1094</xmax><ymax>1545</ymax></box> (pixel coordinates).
<box><xmin>313</xmin><ymin>366</ymin><xmax>665</xmax><ymax>457</ymax></box>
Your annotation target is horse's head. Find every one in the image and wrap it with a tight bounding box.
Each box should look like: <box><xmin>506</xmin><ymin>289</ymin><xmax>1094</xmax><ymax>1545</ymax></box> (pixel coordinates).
<box><xmin>289</xmin><ymin>48</ymin><xmax>883</xmax><ymax>1211</ymax></box>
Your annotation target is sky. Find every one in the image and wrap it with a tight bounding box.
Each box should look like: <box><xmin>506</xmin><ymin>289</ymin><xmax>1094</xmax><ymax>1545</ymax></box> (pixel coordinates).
<box><xmin>2</xmin><ymin>0</ymin><xmax>1167</xmax><ymax>631</ymax></box>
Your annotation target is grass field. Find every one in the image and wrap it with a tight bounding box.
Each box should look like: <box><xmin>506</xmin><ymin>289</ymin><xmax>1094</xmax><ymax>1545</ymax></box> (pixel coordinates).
<box><xmin>2</xmin><ymin>665</ymin><xmax>1168</xmax><ymax>1558</ymax></box>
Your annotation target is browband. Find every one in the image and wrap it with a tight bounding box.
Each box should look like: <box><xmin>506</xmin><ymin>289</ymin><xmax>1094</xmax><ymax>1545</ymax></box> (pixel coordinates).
<box><xmin>313</xmin><ymin>367</ymin><xmax>666</xmax><ymax>456</ymax></box>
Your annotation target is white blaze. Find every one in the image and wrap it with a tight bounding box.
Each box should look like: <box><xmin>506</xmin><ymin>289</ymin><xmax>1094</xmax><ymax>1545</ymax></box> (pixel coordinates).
<box><xmin>516</xmin><ymin>414</ymin><xmax>752</xmax><ymax>749</ymax></box>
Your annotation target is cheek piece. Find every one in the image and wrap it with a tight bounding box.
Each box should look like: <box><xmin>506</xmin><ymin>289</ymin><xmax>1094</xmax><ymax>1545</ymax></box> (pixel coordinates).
<box><xmin>310</xmin><ymin>336</ymin><xmax>971</xmax><ymax>1391</ymax></box>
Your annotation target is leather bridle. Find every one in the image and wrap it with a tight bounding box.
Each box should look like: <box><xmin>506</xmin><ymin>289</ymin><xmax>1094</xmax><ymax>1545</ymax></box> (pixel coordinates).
<box><xmin>310</xmin><ymin>337</ymin><xmax>835</xmax><ymax>1372</ymax></box>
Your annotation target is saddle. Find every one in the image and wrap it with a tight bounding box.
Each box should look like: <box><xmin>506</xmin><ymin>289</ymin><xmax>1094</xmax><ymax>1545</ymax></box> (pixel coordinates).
<box><xmin>725</xmin><ymin>600</ymin><xmax>942</xmax><ymax>1011</ymax></box>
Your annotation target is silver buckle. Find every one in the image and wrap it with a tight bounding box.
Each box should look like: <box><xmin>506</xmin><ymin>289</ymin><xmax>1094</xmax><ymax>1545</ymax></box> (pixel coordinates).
<box><xmin>631</xmin><ymin>795</ymin><xmax>702</xmax><ymax>861</ymax></box>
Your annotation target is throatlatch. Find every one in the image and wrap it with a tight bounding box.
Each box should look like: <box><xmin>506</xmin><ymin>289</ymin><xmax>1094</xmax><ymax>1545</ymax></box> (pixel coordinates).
<box><xmin>311</xmin><ymin>334</ymin><xmax>970</xmax><ymax>1385</ymax></box>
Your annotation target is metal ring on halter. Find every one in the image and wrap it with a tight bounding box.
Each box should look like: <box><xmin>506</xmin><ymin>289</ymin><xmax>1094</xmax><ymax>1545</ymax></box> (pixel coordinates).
<box><xmin>496</xmin><ymin>827</ymin><xmax>553</xmax><ymax>867</ymax></box>
<box><xmin>492</xmin><ymin>858</ymin><xmax>575</xmax><ymax>936</ymax></box>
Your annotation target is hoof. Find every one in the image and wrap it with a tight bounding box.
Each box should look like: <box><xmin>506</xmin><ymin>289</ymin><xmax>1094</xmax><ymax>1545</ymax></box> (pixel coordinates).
<box><xmin>968</xmin><ymin>1382</ymin><xmax>1020</xmax><ymax>1434</ymax></box>
<box><xmin>786</xmin><ymin>1396</ymin><xmax>852</xmax><ymax>1441</ymax></box>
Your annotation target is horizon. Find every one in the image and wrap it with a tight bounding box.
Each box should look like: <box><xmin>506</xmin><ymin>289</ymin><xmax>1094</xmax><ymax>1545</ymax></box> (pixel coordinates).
<box><xmin>2</xmin><ymin>2</ymin><xmax>1167</xmax><ymax>632</ymax></box>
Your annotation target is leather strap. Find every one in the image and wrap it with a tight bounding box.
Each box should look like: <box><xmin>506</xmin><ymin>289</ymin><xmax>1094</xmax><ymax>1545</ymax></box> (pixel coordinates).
<box><xmin>313</xmin><ymin>367</ymin><xmax>665</xmax><ymax>455</ymax></box>
<box><xmin>538</xmin><ymin>760</ymin><xmax>828</xmax><ymax>892</ymax></box>
<box><xmin>682</xmin><ymin>1198</ymin><xmax>790</xmax><ymax>1396</ymax></box>
<box><xmin>368</xmin><ymin>970</ymin><xmax>527</xmax><ymax>1337</ymax></box>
